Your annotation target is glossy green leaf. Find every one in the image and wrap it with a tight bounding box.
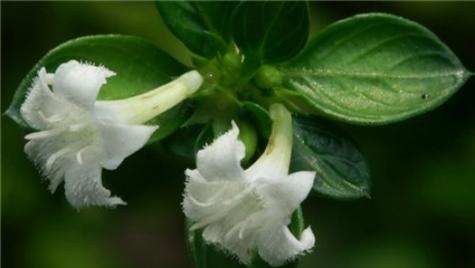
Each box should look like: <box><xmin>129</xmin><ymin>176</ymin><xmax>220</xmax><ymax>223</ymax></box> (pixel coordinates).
<box><xmin>186</xmin><ymin>208</ymin><xmax>304</xmax><ymax>268</ymax></box>
<box><xmin>156</xmin><ymin>1</ymin><xmax>238</xmax><ymax>58</ymax></box>
<box><xmin>232</xmin><ymin>1</ymin><xmax>309</xmax><ymax>64</ymax></box>
<box><xmin>281</xmin><ymin>13</ymin><xmax>471</xmax><ymax>124</ymax></box>
<box><xmin>5</xmin><ymin>34</ymin><xmax>189</xmax><ymax>142</ymax></box>
<box><xmin>292</xmin><ymin>115</ymin><xmax>370</xmax><ymax>199</ymax></box>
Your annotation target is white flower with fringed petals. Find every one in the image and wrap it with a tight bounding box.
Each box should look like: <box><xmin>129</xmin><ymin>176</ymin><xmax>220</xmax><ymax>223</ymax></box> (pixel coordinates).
<box><xmin>183</xmin><ymin>104</ymin><xmax>316</xmax><ymax>266</ymax></box>
<box><xmin>21</xmin><ymin>60</ymin><xmax>203</xmax><ymax>208</ymax></box>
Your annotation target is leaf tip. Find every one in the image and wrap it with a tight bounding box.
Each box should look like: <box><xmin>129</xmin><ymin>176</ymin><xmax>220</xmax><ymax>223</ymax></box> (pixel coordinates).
<box><xmin>3</xmin><ymin>106</ymin><xmax>16</xmax><ymax>122</ymax></box>
<box><xmin>3</xmin><ymin>102</ymin><xmax>29</xmax><ymax>129</ymax></box>
<box><xmin>359</xmin><ymin>182</ymin><xmax>371</xmax><ymax>199</ymax></box>
<box><xmin>466</xmin><ymin>70</ymin><xmax>475</xmax><ymax>78</ymax></box>
<box><xmin>362</xmin><ymin>189</ymin><xmax>372</xmax><ymax>199</ymax></box>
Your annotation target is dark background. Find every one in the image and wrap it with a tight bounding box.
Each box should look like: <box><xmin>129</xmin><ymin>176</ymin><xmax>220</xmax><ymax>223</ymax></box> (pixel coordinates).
<box><xmin>2</xmin><ymin>2</ymin><xmax>475</xmax><ymax>268</ymax></box>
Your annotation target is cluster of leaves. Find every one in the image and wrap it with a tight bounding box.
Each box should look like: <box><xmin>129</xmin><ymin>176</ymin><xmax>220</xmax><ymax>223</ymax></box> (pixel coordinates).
<box><xmin>156</xmin><ymin>1</ymin><xmax>468</xmax><ymax>200</ymax></box>
<box><xmin>5</xmin><ymin>2</ymin><xmax>470</xmax><ymax>268</ymax></box>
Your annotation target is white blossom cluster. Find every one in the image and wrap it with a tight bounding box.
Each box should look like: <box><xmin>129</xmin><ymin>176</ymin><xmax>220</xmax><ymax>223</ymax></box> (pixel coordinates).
<box><xmin>20</xmin><ymin>61</ymin><xmax>315</xmax><ymax>266</ymax></box>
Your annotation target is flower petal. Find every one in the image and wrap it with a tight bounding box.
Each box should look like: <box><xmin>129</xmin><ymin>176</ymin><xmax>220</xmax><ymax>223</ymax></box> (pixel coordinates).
<box><xmin>198</xmin><ymin>197</ymin><xmax>263</xmax><ymax>265</ymax></box>
<box><xmin>95</xmin><ymin>70</ymin><xmax>204</xmax><ymax>124</ymax></box>
<box><xmin>256</xmin><ymin>171</ymin><xmax>315</xmax><ymax>214</ymax></box>
<box><xmin>205</xmin><ymin>221</ymin><xmax>256</xmax><ymax>265</ymax></box>
<box><xmin>196</xmin><ymin>121</ymin><xmax>245</xmax><ymax>181</ymax></box>
<box><xmin>245</xmin><ymin>104</ymin><xmax>293</xmax><ymax>180</ymax></box>
<box><xmin>20</xmin><ymin>68</ymin><xmax>71</xmax><ymax>130</ymax></box>
<box><xmin>257</xmin><ymin>225</ymin><xmax>315</xmax><ymax>266</ymax></box>
<box><xmin>24</xmin><ymin>137</ymin><xmax>71</xmax><ymax>193</ymax></box>
<box><xmin>64</xmin><ymin>159</ymin><xmax>125</xmax><ymax>208</ymax></box>
<box><xmin>184</xmin><ymin>168</ymin><xmax>265</xmax><ymax>265</ymax></box>
<box><xmin>53</xmin><ymin>60</ymin><xmax>115</xmax><ymax>109</ymax></box>
<box><xmin>183</xmin><ymin>168</ymin><xmax>252</xmax><ymax>225</ymax></box>
<box><xmin>96</xmin><ymin>121</ymin><xmax>158</xmax><ymax>170</ymax></box>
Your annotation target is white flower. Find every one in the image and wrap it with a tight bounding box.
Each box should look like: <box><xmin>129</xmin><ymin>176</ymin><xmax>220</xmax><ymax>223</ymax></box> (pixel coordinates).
<box><xmin>21</xmin><ymin>60</ymin><xmax>203</xmax><ymax>208</ymax></box>
<box><xmin>183</xmin><ymin>104</ymin><xmax>316</xmax><ymax>266</ymax></box>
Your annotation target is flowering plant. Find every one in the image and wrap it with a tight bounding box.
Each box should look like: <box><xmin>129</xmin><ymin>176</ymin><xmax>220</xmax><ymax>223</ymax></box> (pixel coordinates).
<box><xmin>5</xmin><ymin>2</ymin><xmax>471</xmax><ymax>268</ymax></box>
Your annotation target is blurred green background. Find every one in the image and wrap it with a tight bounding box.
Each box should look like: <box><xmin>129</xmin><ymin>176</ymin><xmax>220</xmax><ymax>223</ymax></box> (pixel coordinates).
<box><xmin>2</xmin><ymin>2</ymin><xmax>475</xmax><ymax>268</ymax></box>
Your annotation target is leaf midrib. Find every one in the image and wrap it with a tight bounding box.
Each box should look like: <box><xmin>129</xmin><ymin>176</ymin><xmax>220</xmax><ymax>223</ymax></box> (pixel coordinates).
<box><xmin>284</xmin><ymin>68</ymin><xmax>466</xmax><ymax>80</ymax></box>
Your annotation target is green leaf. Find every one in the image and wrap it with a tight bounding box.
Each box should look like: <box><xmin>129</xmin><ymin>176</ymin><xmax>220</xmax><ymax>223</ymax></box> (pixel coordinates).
<box><xmin>232</xmin><ymin>1</ymin><xmax>309</xmax><ymax>64</ymax></box>
<box><xmin>292</xmin><ymin>115</ymin><xmax>370</xmax><ymax>199</ymax></box>
<box><xmin>163</xmin><ymin>124</ymin><xmax>211</xmax><ymax>160</ymax></box>
<box><xmin>273</xmin><ymin>88</ymin><xmax>318</xmax><ymax>115</ymax></box>
<box><xmin>146</xmin><ymin>104</ymin><xmax>193</xmax><ymax>144</ymax></box>
<box><xmin>240</xmin><ymin>102</ymin><xmax>272</xmax><ymax>138</ymax></box>
<box><xmin>5</xmin><ymin>34</ymin><xmax>188</xmax><ymax>142</ymax></box>
<box><xmin>156</xmin><ymin>1</ymin><xmax>238</xmax><ymax>58</ymax></box>
<box><xmin>194</xmin><ymin>124</ymin><xmax>214</xmax><ymax>157</ymax></box>
<box><xmin>186</xmin><ymin>208</ymin><xmax>304</xmax><ymax>268</ymax></box>
<box><xmin>281</xmin><ymin>13</ymin><xmax>471</xmax><ymax>124</ymax></box>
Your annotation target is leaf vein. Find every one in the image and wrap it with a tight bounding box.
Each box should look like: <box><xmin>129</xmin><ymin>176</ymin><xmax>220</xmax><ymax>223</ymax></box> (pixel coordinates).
<box><xmin>286</xmin><ymin>68</ymin><xmax>465</xmax><ymax>80</ymax></box>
